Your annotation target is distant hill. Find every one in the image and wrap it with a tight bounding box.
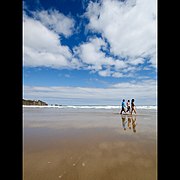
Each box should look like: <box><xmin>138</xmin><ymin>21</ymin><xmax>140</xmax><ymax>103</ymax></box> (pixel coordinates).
<box><xmin>23</xmin><ymin>99</ymin><xmax>48</xmax><ymax>106</ymax></box>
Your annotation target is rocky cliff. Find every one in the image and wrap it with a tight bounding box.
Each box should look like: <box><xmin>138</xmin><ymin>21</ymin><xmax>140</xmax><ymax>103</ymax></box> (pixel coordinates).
<box><xmin>23</xmin><ymin>99</ymin><xmax>48</xmax><ymax>106</ymax></box>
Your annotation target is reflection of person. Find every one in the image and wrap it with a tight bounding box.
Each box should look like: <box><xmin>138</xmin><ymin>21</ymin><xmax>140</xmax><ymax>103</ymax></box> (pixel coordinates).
<box><xmin>120</xmin><ymin>99</ymin><xmax>126</xmax><ymax>114</ymax></box>
<box><xmin>128</xmin><ymin>116</ymin><xmax>132</xmax><ymax>129</ymax></box>
<box><xmin>130</xmin><ymin>99</ymin><xmax>137</xmax><ymax>115</ymax></box>
<box><xmin>126</xmin><ymin>100</ymin><xmax>130</xmax><ymax>113</ymax></box>
<box><xmin>132</xmin><ymin>116</ymin><xmax>137</xmax><ymax>133</ymax></box>
<box><xmin>121</xmin><ymin>115</ymin><xmax>127</xmax><ymax>130</ymax></box>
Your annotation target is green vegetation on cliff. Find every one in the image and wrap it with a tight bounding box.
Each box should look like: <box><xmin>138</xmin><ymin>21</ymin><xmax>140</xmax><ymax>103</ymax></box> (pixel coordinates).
<box><xmin>23</xmin><ymin>99</ymin><xmax>48</xmax><ymax>106</ymax></box>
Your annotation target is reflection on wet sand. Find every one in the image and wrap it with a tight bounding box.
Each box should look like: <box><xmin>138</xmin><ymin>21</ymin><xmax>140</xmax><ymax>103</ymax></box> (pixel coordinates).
<box><xmin>121</xmin><ymin>115</ymin><xmax>127</xmax><ymax>130</ymax></box>
<box><xmin>132</xmin><ymin>116</ymin><xmax>137</xmax><ymax>133</ymax></box>
<box><xmin>24</xmin><ymin>108</ymin><xmax>157</xmax><ymax>180</ymax></box>
<box><xmin>128</xmin><ymin>116</ymin><xmax>131</xmax><ymax>129</ymax></box>
<box><xmin>121</xmin><ymin>115</ymin><xmax>137</xmax><ymax>133</ymax></box>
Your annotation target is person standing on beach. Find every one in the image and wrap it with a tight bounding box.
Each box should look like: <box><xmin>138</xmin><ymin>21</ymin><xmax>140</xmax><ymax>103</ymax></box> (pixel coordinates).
<box><xmin>120</xmin><ymin>99</ymin><xmax>126</xmax><ymax>114</ymax></box>
<box><xmin>126</xmin><ymin>100</ymin><xmax>131</xmax><ymax>113</ymax></box>
<box><xmin>130</xmin><ymin>99</ymin><xmax>137</xmax><ymax>115</ymax></box>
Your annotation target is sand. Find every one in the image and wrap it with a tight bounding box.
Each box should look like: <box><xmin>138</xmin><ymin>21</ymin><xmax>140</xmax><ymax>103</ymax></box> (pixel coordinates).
<box><xmin>23</xmin><ymin>107</ymin><xmax>157</xmax><ymax>180</ymax></box>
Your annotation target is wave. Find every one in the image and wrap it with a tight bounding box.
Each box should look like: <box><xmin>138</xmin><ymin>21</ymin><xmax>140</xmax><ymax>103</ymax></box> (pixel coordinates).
<box><xmin>23</xmin><ymin>105</ymin><xmax>157</xmax><ymax>110</ymax></box>
<box><xmin>135</xmin><ymin>106</ymin><xmax>157</xmax><ymax>110</ymax></box>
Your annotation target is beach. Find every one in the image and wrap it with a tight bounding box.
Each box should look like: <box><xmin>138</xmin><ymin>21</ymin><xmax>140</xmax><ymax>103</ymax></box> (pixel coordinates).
<box><xmin>23</xmin><ymin>106</ymin><xmax>157</xmax><ymax>180</ymax></box>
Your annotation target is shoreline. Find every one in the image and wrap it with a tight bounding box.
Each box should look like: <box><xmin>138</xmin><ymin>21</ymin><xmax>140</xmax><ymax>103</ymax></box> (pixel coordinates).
<box><xmin>23</xmin><ymin>104</ymin><xmax>157</xmax><ymax>110</ymax></box>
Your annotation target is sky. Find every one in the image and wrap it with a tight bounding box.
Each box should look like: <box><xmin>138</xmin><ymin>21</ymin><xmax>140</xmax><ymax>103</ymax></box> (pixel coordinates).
<box><xmin>23</xmin><ymin>0</ymin><xmax>157</xmax><ymax>105</ymax></box>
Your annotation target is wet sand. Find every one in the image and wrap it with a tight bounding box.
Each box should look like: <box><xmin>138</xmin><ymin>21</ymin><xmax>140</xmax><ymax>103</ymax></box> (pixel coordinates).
<box><xmin>23</xmin><ymin>107</ymin><xmax>157</xmax><ymax>180</ymax></box>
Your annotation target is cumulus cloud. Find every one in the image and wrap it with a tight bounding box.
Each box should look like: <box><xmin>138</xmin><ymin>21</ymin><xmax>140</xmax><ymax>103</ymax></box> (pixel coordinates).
<box><xmin>74</xmin><ymin>37</ymin><xmax>107</xmax><ymax>70</ymax></box>
<box><xmin>23</xmin><ymin>11</ymin><xmax>81</xmax><ymax>68</ymax></box>
<box><xmin>23</xmin><ymin>79</ymin><xmax>157</xmax><ymax>105</ymax></box>
<box><xmin>98</xmin><ymin>69</ymin><xmax>111</xmax><ymax>77</ymax></box>
<box><xmin>98</xmin><ymin>69</ymin><xmax>124</xmax><ymax>77</ymax></box>
<box><xmin>33</xmin><ymin>9</ymin><xmax>75</xmax><ymax>37</ymax></box>
<box><xmin>74</xmin><ymin>37</ymin><xmax>128</xmax><ymax>74</ymax></box>
<box><xmin>85</xmin><ymin>0</ymin><xmax>156</xmax><ymax>67</ymax></box>
<box><xmin>23</xmin><ymin>0</ymin><xmax>157</xmax><ymax>78</ymax></box>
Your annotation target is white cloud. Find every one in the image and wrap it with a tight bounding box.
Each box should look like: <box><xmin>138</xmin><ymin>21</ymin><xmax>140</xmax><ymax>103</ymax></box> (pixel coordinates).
<box><xmin>98</xmin><ymin>70</ymin><xmax>124</xmax><ymax>78</ymax></box>
<box><xmin>85</xmin><ymin>0</ymin><xmax>156</xmax><ymax>67</ymax></box>
<box><xmin>23</xmin><ymin>0</ymin><xmax>157</xmax><ymax>78</ymax></box>
<box><xmin>112</xmin><ymin>72</ymin><xmax>124</xmax><ymax>78</ymax></box>
<box><xmin>23</xmin><ymin>79</ymin><xmax>157</xmax><ymax>105</ymax></box>
<box><xmin>33</xmin><ymin>9</ymin><xmax>75</xmax><ymax>37</ymax></box>
<box><xmin>75</xmin><ymin>37</ymin><xmax>106</xmax><ymax>70</ymax></box>
<box><xmin>127</xmin><ymin>57</ymin><xmax>145</xmax><ymax>65</ymax></box>
<box><xmin>23</xmin><ymin>12</ymin><xmax>80</xmax><ymax>68</ymax></box>
<box><xmin>98</xmin><ymin>69</ymin><xmax>111</xmax><ymax>77</ymax></box>
<box><xmin>74</xmin><ymin>37</ymin><xmax>128</xmax><ymax>75</ymax></box>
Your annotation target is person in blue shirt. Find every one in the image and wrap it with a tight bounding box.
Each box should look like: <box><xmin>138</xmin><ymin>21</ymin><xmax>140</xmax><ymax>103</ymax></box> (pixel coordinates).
<box><xmin>120</xmin><ymin>99</ymin><xmax>126</xmax><ymax>114</ymax></box>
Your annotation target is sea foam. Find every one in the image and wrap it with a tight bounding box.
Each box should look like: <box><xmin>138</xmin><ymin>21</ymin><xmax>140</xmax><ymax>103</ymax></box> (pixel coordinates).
<box><xmin>23</xmin><ymin>105</ymin><xmax>157</xmax><ymax>110</ymax></box>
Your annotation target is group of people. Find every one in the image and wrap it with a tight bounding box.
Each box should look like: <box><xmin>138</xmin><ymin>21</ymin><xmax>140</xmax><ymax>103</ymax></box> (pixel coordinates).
<box><xmin>120</xmin><ymin>99</ymin><xmax>136</xmax><ymax>115</ymax></box>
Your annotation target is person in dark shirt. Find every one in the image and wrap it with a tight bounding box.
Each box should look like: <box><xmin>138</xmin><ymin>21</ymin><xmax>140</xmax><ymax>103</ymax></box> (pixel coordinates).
<box><xmin>130</xmin><ymin>99</ymin><xmax>137</xmax><ymax>115</ymax></box>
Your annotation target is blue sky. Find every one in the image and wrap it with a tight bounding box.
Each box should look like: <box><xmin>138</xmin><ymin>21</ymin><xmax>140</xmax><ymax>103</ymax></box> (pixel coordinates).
<box><xmin>23</xmin><ymin>0</ymin><xmax>157</xmax><ymax>105</ymax></box>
